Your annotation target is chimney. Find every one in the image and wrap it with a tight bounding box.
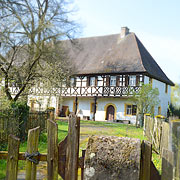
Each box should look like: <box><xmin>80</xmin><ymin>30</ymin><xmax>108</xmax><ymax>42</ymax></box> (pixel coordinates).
<box><xmin>121</xmin><ymin>27</ymin><xmax>129</xmax><ymax>38</ymax></box>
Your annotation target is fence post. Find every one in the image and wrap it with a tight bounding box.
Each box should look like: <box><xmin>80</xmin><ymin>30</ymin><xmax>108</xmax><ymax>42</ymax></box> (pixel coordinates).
<box><xmin>6</xmin><ymin>135</ymin><xmax>20</xmax><ymax>180</ymax></box>
<box><xmin>65</xmin><ymin>114</ymin><xmax>80</xmax><ymax>180</ymax></box>
<box><xmin>161</xmin><ymin>148</ymin><xmax>174</xmax><ymax>180</ymax></box>
<box><xmin>47</xmin><ymin>108</ymin><xmax>55</xmax><ymax>121</ymax></box>
<box><xmin>25</xmin><ymin>126</ymin><xmax>40</xmax><ymax>180</ymax></box>
<box><xmin>140</xmin><ymin>140</ymin><xmax>152</xmax><ymax>180</ymax></box>
<box><xmin>47</xmin><ymin>119</ymin><xmax>58</xmax><ymax>180</ymax></box>
<box><xmin>160</xmin><ymin>122</ymin><xmax>170</xmax><ymax>155</ymax></box>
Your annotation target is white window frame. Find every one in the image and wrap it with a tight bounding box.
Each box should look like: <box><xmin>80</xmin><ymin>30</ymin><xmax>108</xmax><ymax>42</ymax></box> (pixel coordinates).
<box><xmin>97</xmin><ymin>76</ymin><xmax>103</xmax><ymax>86</ymax></box>
<box><xmin>126</xmin><ymin>105</ymin><xmax>132</xmax><ymax>115</ymax></box>
<box><xmin>110</xmin><ymin>76</ymin><xmax>116</xmax><ymax>86</ymax></box>
<box><xmin>90</xmin><ymin>77</ymin><xmax>95</xmax><ymax>86</ymax></box>
<box><xmin>70</xmin><ymin>77</ymin><xmax>75</xmax><ymax>86</ymax></box>
<box><xmin>129</xmin><ymin>75</ymin><xmax>136</xmax><ymax>86</ymax></box>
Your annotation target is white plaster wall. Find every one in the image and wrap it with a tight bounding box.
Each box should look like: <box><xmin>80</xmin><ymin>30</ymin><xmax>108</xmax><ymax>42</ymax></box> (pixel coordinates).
<box><xmin>62</xmin><ymin>97</ymin><xmax>92</xmax><ymax>118</ymax></box>
<box><xmin>95</xmin><ymin>98</ymin><xmax>136</xmax><ymax>124</ymax></box>
<box><xmin>60</xmin><ymin>97</ymin><xmax>74</xmax><ymax>111</ymax></box>
<box><xmin>144</xmin><ymin>76</ymin><xmax>150</xmax><ymax>84</ymax></box>
<box><xmin>144</xmin><ymin>76</ymin><xmax>171</xmax><ymax>116</ymax></box>
<box><xmin>62</xmin><ymin>97</ymin><xmax>137</xmax><ymax>124</ymax></box>
<box><xmin>28</xmin><ymin>95</ymin><xmax>58</xmax><ymax>111</ymax></box>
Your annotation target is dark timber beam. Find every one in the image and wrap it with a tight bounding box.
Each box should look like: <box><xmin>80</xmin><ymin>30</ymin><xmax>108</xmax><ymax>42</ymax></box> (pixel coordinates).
<box><xmin>75</xmin><ymin>96</ymin><xmax>78</xmax><ymax>114</ymax></box>
<box><xmin>92</xmin><ymin>96</ymin><xmax>97</xmax><ymax>121</ymax></box>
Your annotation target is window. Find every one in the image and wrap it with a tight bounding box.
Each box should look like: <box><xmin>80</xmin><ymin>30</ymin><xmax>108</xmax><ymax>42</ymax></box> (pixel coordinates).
<box><xmin>97</xmin><ymin>76</ymin><xmax>103</xmax><ymax>86</ymax></box>
<box><xmin>110</xmin><ymin>76</ymin><xmax>116</xmax><ymax>86</ymax></box>
<box><xmin>126</xmin><ymin>105</ymin><xmax>132</xmax><ymax>115</ymax></box>
<box><xmin>90</xmin><ymin>102</ymin><xmax>98</xmax><ymax>113</ymax></box>
<box><xmin>90</xmin><ymin>77</ymin><xmax>95</xmax><ymax>86</ymax></box>
<box><xmin>70</xmin><ymin>77</ymin><xmax>76</xmax><ymax>87</ymax></box>
<box><xmin>132</xmin><ymin>105</ymin><xmax>137</xmax><ymax>115</ymax></box>
<box><xmin>158</xmin><ymin>106</ymin><xmax>161</xmax><ymax>115</ymax></box>
<box><xmin>125</xmin><ymin>104</ymin><xmax>137</xmax><ymax>116</ymax></box>
<box><xmin>90</xmin><ymin>103</ymin><xmax>94</xmax><ymax>113</ymax></box>
<box><xmin>149</xmin><ymin>77</ymin><xmax>153</xmax><ymax>85</ymax></box>
<box><xmin>165</xmin><ymin>84</ymin><xmax>168</xmax><ymax>93</ymax></box>
<box><xmin>129</xmin><ymin>76</ymin><xmax>136</xmax><ymax>86</ymax></box>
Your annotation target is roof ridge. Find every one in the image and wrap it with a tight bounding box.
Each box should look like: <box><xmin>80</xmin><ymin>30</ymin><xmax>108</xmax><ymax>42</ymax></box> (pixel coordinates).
<box><xmin>75</xmin><ymin>33</ymin><xmax>119</xmax><ymax>41</ymax></box>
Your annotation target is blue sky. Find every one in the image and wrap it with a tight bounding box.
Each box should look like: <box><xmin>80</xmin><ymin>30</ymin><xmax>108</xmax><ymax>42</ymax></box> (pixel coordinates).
<box><xmin>72</xmin><ymin>0</ymin><xmax>180</xmax><ymax>84</ymax></box>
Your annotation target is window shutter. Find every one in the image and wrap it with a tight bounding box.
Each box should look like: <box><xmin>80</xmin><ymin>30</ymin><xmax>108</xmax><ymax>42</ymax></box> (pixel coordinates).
<box><xmin>95</xmin><ymin>76</ymin><xmax>98</xmax><ymax>86</ymax></box>
<box><xmin>125</xmin><ymin>75</ymin><xmax>129</xmax><ymax>86</ymax></box>
<box><xmin>74</xmin><ymin>77</ymin><xmax>76</xmax><ymax>87</ymax></box>
<box><xmin>87</xmin><ymin>77</ymin><xmax>90</xmax><ymax>86</ymax></box>
<box><xmin>116</xmin><ymin>76</ymin><xmax>120</xmax><ymax>86</ymax></box>
<box><xmin>132</xmin><ymin>105</ymin><xmax>137</xmax><ymax>115</ymax></box>
<box><xmin>106</xmin><ymin>76</ymin><xmax>110</xmax><ymax>86</ymax></box>
<box><xmin>136</xmin><ymin>75</ymin><xmax>140</xmax><ymax>86</ymax></box>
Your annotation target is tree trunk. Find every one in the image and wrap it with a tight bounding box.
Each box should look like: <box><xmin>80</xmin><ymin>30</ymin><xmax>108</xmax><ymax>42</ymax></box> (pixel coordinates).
<box><xmin>138</xmin><ymin>113</ymin><xmax>144</xmax><ymax>127</ymax></box>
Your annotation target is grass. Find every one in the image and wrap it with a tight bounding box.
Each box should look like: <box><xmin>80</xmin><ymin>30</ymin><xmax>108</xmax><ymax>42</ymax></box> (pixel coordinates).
<box><xmin>80</xmin><ymin>120</ymin><xmax>144</xmax><ymax>139</ymax></box>
<box><xmin>0</xmin><ymin>120</ymin><xmax>161</xmax><ymax>179</ymax></box>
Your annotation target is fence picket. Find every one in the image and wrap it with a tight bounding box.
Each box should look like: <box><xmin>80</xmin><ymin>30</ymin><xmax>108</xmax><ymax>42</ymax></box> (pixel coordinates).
<box><xmin>25</xmin><ymin>126</ymin><xmax>40</xmax><ymax>180</ymax></box>
<box><xmin>140</xmin><ymin>140</ymin><xmax>152</xmax><ymax>180</ymax></box>
<box><xmin>6</xmin><ymin>135</ymin><xmax>20</xmax><ymax>180</ymax></box>
<box><xmin>65</xmin><ymin>115</ymin><xmax>80</xmax><ymax>180</ymax></box>
<box><xmin>47</xmin><ymin>119</ymin><xmax>58</xmax><ymax>180</ymax></box>
<box><xmin>161</xmin><ymin>148</ymin><xmax>174</xmax><ymax>180</ymax></box>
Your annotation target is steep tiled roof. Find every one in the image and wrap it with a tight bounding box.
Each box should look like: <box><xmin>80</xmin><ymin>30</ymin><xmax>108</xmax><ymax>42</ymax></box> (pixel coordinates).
<box><xmin>63</xmin><ymin>32</ymin><xmax>174</xmax><ymax>86</ymax></box>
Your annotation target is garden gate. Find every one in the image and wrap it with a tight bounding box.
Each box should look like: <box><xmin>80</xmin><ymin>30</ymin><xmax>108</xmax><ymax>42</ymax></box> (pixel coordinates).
<box><xmin>0</xmin><ymin>114</ymin><xmax>84</xmax><ymax>180</ymax></box>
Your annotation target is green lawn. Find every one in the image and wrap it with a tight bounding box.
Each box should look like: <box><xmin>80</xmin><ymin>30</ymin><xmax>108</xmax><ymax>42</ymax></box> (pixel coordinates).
<box><xmin>0</xmin><ymin>120</ymin><xmax>161</xmax><ymax>179</ymax></box>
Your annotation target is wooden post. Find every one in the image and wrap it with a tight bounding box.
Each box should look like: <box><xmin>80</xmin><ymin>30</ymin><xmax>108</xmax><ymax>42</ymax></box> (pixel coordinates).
<box><xmin>25</xmin><ymin>126</ymin><xmax>40</xmax><ymax>180</ymax></box>
<box><xmin>49</xmin><ymin>109</ymin><xmax>55</xmax><ymax>121</ymax></box>
<box><xmin>75</xmin><ymin>96</ymin><xmax>78</xmax><ymax>114</ymax></box>
<box><xmin>58</xmin><ymin>136</ymin><xmax>68</xmax><ymax>179</ymax></box>
<box><xmin>65</xmin><ymin>115</ymin><xmax>80</xmax><ymax>180</ymax></box>
<box><xmin>6</xmin><ymin>135</ymin><xmax>20</xmax><ymax>180</ymax></box>
<box><xmin>81</xmin><ymin>150</ymin><xmax>86</xmax><ymax>180</ymax></box>
<box><xmin>161</xmin><ymin>148</ymin><xmax>174</xmax><ymax>180</ymax></box>
<box><xmin>92</xmin><ymin>96</ymin><xmax>97</xmax><ymax>121</ymax></box>
<box><xmin>140</xmin><ymin>140</ymin><xmax>152</xmax><ymax>180</ymax></box>
<box><xmin>47</xmin><ymin>119</ymin><xmax>58</xmax><ymax>180</ymax></box>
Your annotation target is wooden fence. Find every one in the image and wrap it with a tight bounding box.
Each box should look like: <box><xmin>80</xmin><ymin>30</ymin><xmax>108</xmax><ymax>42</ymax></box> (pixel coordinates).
<box><xmin>144</xmin><ymin>114</ymin><xmax>180</xmax><ymax>180</ymax></box>
<box><xmin>28</xmin><ymin>111</ymin><xmax>48</xmax><ymax>132</ymax></box>
<box><xmin>0</xmin><ymin>110</ymin><xmax>53</xmax><ymax>143</ymax></box>
<box><xmin>144</xmin><ymin>114</ymin><xmax>169</xmax><ymax>154</ymax></box>
<box><xmin>0</xmin><ymin>111</ymin><xmax>19</xmax><ymax>143</ymax></box>
<box><xmin>0</xmin><ymin>114</ymin><xmax>85</xmax><ymax>180</ymax></box>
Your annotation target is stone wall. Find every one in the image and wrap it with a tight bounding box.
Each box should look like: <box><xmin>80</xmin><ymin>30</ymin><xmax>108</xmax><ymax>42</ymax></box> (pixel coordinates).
<box><xmin>84</xmin><ymin>136</ymin><xmax>141</xmax><ymax>180</ymax></box>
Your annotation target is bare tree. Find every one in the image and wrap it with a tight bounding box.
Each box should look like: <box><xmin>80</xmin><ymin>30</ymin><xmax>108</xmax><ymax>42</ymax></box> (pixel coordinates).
<box><xmin>0</xmin><ymin>0</ymin><xmax>79</xmax><ymax>101</ymax></box>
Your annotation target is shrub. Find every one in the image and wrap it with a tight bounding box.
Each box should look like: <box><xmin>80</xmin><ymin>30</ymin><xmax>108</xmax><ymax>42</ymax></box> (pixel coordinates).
<box><xmin>10</xmin><ymin>101</ymin><xmax>30</xmax><ymax>141</ymax></box>
<box><xmin>0</xmin><ymin>99</ymin><xmax>30</xmax><ymax>143</ymax></box>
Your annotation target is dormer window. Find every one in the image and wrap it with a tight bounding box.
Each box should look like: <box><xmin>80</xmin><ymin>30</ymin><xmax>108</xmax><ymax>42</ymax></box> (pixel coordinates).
<box><xmin>129</xmin><ymin>75</ymin><xmax>136</xmax><ymax>86</ymax></box>
<box><xmin>90</xmin><ymin>77</ymin><xmax>95</xmax><ymax>86</ymax></box>
<box><xmin>110</xmin><ymin>76</ymin><xmax>116</xmax><ymax>86</ymax></box>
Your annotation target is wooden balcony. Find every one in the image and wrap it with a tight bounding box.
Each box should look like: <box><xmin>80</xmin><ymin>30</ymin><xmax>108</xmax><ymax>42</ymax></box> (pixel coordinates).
<box><xmin>9</xmin><ymin>85</ymin><xmax>141</xmax><ymax>97</ymax></box>
<box><xmin>8</xmin><ymin>74</ymin><xmax>144</xmax><ymax>97</ymax></box>
<box><xmin>61</xmin><ymin>86</ymin><xmax>141</xmax><ymax>97</ymax></box>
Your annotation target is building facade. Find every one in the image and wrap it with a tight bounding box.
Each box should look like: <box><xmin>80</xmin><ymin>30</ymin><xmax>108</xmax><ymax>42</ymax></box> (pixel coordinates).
<box><xmin>28</xmin><ymin>27</ymin><xmax>174</xmax><ymax>124</ymax></box>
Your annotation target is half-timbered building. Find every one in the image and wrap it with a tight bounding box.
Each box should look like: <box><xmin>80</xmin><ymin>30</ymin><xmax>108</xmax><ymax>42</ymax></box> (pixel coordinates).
<box><xmin>28</xmin><ymin>27</ymin><xmax>174</xmax><ymax>123</ymax></box>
